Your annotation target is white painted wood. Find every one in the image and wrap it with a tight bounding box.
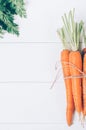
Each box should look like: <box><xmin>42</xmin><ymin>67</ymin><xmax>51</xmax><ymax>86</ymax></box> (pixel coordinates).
<box><xmin>0</xmin><ymin>83</ymin><xmax>65</xmax><ymax>123</ymax></box>
<box><xmin>0</xmin><ymin>43</ymin><xmax>62</xmax><ymax>82</ymax></box>
<box><xmin>0</xmin><ymin>83</ymin><xmax>83</xmax><ymax>124</ymax></box>
<box><xmin>0</xmin><ymin>0</ymin><xmax>86</xmax><ymax>129</ymax></box>
<box><xmin>0</xmin><ymin>0</ymin><xmax>86</xmax><ymax>42</ymax></box>
<box><xmin>0</xmin><ymin>124</ymin><xmax>85</xmax><ymax>130</ymax></box>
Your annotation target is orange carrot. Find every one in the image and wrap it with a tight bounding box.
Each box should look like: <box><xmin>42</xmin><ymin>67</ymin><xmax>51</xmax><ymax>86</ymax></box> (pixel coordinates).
<box><xmin>69</xmin><ymin>51</ymin><xmax>82</xmax><ymax>114</ymax></box>
<box><xmin>61</xmin><ymin>49</ymin><xmax>74</xmax><ymax>126</ymax></box>
<box><xmin>57</xmin><ymin>8</ymin><xmax>84</xmax><ymax>126</ymax></box>
<box><xmin>82</xmin><ymin>48</ymin><xmax>86</xmax><ymax>54</ymax></box>
<box><xmin>82</xmin><ymin>49</ymin><xmax>86</xmax><ymax>115</ymax></box>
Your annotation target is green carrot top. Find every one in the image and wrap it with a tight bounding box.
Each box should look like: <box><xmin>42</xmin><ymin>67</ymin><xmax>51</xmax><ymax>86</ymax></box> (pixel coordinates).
<box><xmin>57</xmin><ymin>9</ymin><xmax>84</xmax><ymax>51</ymax></box>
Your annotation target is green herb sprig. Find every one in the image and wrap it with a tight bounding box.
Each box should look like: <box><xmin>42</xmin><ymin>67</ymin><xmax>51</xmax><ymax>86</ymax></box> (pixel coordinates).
<box><xmin>0</xmin><ymin>0</ymin><xmax>27</xmax><ymax>37</ymax></box>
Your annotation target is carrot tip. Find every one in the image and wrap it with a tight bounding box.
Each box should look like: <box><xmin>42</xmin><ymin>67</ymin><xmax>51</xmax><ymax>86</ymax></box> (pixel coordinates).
<box><xmin>78</xmin><ymin>113</ymin><xmax>81</xmax><ymax>122</ymax></box>
<box><xmin>81</xmin><ymin>118</ymin><xmax>84</xmax><ymax>127</ymax></box>
<box><xmin>77</xmin><ymin>113</ymin><xmax>84</xmax><ymax>127</ymax></box>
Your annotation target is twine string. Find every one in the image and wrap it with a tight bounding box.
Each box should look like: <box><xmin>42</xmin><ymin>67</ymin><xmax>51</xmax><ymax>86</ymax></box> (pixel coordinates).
<box><xmin>51</xmin><ymin>61</ymin><xmax>86</xmax><ymax>89</ymax></box>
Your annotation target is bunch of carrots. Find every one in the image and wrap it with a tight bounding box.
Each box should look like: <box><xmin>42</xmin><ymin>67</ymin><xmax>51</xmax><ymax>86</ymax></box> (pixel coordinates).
<box><xmin>57</xmin><ymin>9</ymin><xmax>86</xmax><ymax>126</ymax></box>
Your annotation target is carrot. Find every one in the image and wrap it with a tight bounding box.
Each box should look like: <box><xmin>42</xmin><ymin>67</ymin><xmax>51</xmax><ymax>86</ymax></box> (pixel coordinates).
<box><xmin>69</xmin><ymin>51</ymin><xmax>82</xmax><ymax>114</ymax></box>
<box><xmin>82</xmin><ymin>48</ymin><xmax>86</xmax><ymax>53</ymax></box>
<box><xmin>57</xmin><ymin>9</ymin><xmax>84</xmax><ymax>125</ymax></box>
<box><xmin>82</xmin><ymin>53</ymin><xmax>86</xmax><ymax>115</ymax></box>
<box><xmin>61</xmin><ymin>49</ymin><xmax>74</xmax><ymax>126</ymax></box>
<box><xmin>82</xmin><ymin>49</ymin><xmax>86</xmax><ymax>115</ymax></box>
<box><xmin>81</xmin><ymin>48</ymin><xmax>86</xmax><ymax>59</ymax></box>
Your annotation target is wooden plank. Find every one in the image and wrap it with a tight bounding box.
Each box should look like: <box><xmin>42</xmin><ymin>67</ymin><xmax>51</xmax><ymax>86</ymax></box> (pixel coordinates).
<box><xmin>0</xmin><ymin>43</ymin><xmax>62</xmax><ymax>82</ymax></box>
<box><xmin>0</xmin><ymin>83</ymin><xmax>81</xmax><ymax>124</ymax></box>
<box><xmin>0</xmin><ymin>83</ymin><xmax>66</xmax><ymax>123</ymax></box>
<box><xmin>0</xmin><ymin>123</ymin><xmax>84</xmax><ymax>130</ymax></box>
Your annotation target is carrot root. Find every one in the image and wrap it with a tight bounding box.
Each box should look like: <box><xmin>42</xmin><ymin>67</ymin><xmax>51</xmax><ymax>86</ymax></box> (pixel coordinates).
<box><xmin>61</xmin><ymin>50</ymin><xmax>74</xmax><ymax>126</ymax></box>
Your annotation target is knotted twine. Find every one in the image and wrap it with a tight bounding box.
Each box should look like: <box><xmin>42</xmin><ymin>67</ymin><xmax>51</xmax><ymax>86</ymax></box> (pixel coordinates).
<box><xmin>51</xmin><ymin>61</ymin><xmax>86</xmax><ymax>89</ymax></box>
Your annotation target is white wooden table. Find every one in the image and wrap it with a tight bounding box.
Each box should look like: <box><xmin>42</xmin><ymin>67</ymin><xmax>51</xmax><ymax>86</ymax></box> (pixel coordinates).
<box><xmin>0</xmin><ymin>0</ymin><xmax>86</xmax><ymax>129</ymax></box>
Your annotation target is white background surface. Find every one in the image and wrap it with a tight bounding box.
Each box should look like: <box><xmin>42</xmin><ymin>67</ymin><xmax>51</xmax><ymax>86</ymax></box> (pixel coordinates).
<box><xmin>0</xmin><ymin>0</ymin><xmax>86</xmax><ymax>129</ymax></box>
